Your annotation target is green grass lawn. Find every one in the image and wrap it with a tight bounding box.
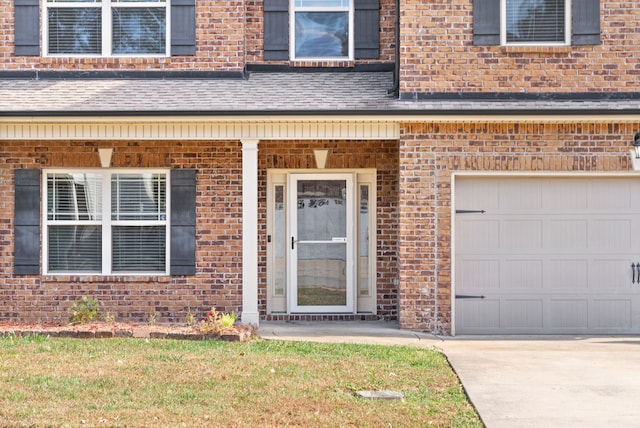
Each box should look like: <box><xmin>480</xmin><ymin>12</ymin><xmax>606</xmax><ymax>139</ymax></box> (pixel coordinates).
<box><xmin>0</xmin><ymin>334</ymin><xmax>481</xmax><ymax>427</ymax></box>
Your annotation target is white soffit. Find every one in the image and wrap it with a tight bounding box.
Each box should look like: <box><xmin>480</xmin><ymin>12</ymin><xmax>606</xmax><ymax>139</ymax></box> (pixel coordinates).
<box><xmin>0</xmin><ymin>117</ymin><xmax>401</xmax><ymax>141</ymax></box>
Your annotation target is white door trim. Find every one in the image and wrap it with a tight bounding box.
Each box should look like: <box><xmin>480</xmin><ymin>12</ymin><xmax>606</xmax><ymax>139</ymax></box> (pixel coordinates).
<box><xmin>288</xmin><ymin>172</ymin><xmax>356</xmax><ymax>313</ymax></box>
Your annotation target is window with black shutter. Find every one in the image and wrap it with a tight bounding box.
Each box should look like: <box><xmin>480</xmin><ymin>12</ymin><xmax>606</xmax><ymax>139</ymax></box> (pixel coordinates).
<box><xmin>264</xmin><ymin>0</ymin><xmax>379</xmax><ymax>61</ymax></box>
<box><xmin>473</xmin><ymin>0</ymin><xmax>600</xmax><ymax>46</ymax></box>
<box><xmin>14</xmin><ymin>0</ymin><xmax>196</xmax><ymax>56</ymax></box>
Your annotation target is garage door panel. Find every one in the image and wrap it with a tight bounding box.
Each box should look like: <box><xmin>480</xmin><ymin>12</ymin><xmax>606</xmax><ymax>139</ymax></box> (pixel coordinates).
<box><xmin>503</xmin><ymin>299</ymin><xmax>543</xmax><ymax>329</ymax></box>
<box><xmin>542</xmin><ymin>180</ymin><xmax>587</xmax><ymax>210</ymax></box>
<box><xmin>590</xmin><ymin>300</ymin><xmax>632</xmax><ymax>329</ymax></box>
<box><xmin>457</xmin><ymin>258</ymin><xmax>500</xmax><ymax>289</ymax></box>
<box><xmin>455</xmin><ymin>177</ymin><xmax>640</xmax><ymax>335</ymax></box>
<box><xmin>456</xmin><ymin>179</ymin><xmax>500</xmax><ymax>211</ymax></box>
<box><xmin>458</xmin><ymin>220</ymin><xmax>499</xmax><ymax>250</ymax></box>
<box><xmin>545</xmin><ymin>220</ymin><xmax>588</xmax><ymax>250</ymax></box>
<box><xmin>544</xmin><ymin>259</ymin><xmax>588</xmax><ymax>290</ymax></box>
<box><xmin>548</xmin><ymin>300</ymin><xmax>588</xmax><ymax>329</ymax></box>
<box><xmin>589</xmin><ymin>219</ymin><xmax>632</xmax><ymax>250</ymax></box>
<box><xmin>589</xmin><ymin>259</ymin><xmax>632</xmax><ymax>290</ymax></box>
<box><xmin>457</xmin><ymin>299</ymin><xmax>500</xmax><ymax>331</ymax></box>
<box><xmin>500</xmin><ymin>180</ymin><xmax>542</xmax><ymax>210</ymax></box>
<box><xmin>503</xmin><ymin>259</ymin><xmax>543</xmax><ymax>289</ymax></box>
<box><xmin>503</xmin><ymin>220</ymin><xmax>542</xmax><ymax>249</ymax></box>
<box><xmin>588</xmin><ymin>181</ymin><xmax>630</xmax><ymax>210</ymax></box>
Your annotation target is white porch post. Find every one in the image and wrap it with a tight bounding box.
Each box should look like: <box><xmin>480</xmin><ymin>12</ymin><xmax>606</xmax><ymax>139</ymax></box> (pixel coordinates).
<box><xmin>241</xmin><ymin>139</ymin><xmax>260</xmax><ymax>326</ymax></box>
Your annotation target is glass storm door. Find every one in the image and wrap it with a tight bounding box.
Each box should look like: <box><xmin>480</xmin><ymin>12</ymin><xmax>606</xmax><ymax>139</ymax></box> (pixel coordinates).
<box><xmin>289</xmin><ymin>174</ymin><xmax>355</xmax><ymax>313</ymax></box>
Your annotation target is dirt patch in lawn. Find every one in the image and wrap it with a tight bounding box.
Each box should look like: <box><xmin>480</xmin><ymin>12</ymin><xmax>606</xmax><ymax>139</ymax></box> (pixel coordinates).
<box><xmin>0</xmin><ymin>321</ymin><xmax>255</xmax><ymax>342</ymax></box>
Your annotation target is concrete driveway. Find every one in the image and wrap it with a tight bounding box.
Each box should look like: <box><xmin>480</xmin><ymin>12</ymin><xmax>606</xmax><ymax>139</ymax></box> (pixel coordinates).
<box><xmin>259</xmin><ymin>322</ymin><xmax>640</xmax><ymax>427</ymax></box>
<box><xmin>439</xmin><ymin>337</ymin><xmax>640</xmax><ymax>428</ymax></box>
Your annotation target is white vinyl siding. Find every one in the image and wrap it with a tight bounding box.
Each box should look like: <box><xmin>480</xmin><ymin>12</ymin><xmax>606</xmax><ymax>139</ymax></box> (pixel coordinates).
<box><xmin>44</xmin><ymin>169</ymin><xmax>169</xmax><ymax>275</ymax></box>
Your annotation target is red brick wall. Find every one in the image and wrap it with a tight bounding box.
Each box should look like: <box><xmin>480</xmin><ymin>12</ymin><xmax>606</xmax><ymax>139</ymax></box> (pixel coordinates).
<box><xmin>0</xmin><ymin>0</ymin><xmax>246</xmax><ymax>71</ymax></box>
<box><xmin>258</xmin><ymin>140</ymin><xmax>399</xmax><ymax>320</ymax></box>
<box><xmin>0</xmin><ymin>0</ymin><xmax>396</xmax><ymax>71</ymax></box>
<box><xmin>0</xmin><ymin>140</ymin><xmax>244</xmax><ymax>324</ymax></box>
<box><xmin>0</xmin><ymin>138</ymin><xmax>400</xmax><ymax>324</ymax></box>
<box><xmin>398</xmin><ymin>121</ymin><xmax>640</xmax><ymax>333</ymax></box>
<box><xmin>399</xmin><ymin>0</ymin><xmax>640</xmax><ymax>94</ymax></box>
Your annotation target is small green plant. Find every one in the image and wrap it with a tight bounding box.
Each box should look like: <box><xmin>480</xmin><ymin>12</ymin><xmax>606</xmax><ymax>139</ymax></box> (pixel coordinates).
<box><xmin>147</xmin><ymin>311</ymin><xmax>158</xmax><ymax>325</ymax></box>
<box><xmin>185</xmin><ymin>310</ymin><xmax>196</xmax><ymax>327</ymax></box>
<box><xmin>69</xmin><ymin>296</ymin><xmax>99</xmax><ymax>325</ymax></box>
<box><xmin>197</xmin><ymin>308</ymin><xmax>237</xmax><ymax>335</ymax></box>
<box><xmin>103</xmin><ymin>312</ymin><xmax>116</xmax><ymax>324</ymax></box>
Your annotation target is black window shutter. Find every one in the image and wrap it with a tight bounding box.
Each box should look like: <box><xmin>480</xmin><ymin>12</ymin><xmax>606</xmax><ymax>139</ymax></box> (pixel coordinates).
<box><xmin>170</xmin><ymin>169</ymin><xmax>196</xmax><ymax>275</ymax></box>
<box><xmin>15</xmin><ymin>169</ymin><xmax>40</xmax><ymax>275</ymax></box>
<box><xmin>264</xmin><ymin>0</ymin><xmax>289</xmax><ymax>60</ymax></box>
<box><xmin>171</xmin><ymin>0</ymin><xmax>196</xmax><ymax>55</ymax></box>
<box><xmin>473</xmin><ymin>0</ymin><xmax>500</xmax><ymax>45</ymax></box>
<box><xmin>573</xmin><ymin>0</ymin><xmax>600</xmax><ymax>45</ymax></box>
<box><xmin>354</xmin><ymin>0</ymin><xmax>379</xmax><ymax>59</ymax></box>
<box><xmin>14</xmin><ymin>0</ymin><xmax>40</xmax><ymax>56</ymax></box>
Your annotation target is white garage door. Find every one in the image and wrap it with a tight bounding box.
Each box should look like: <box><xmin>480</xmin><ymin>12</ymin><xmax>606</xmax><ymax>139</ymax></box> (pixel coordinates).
<box><xmin>455</xmin><ymin>177</ymin><xmax>640</xmax><ymax>335</ymax></box>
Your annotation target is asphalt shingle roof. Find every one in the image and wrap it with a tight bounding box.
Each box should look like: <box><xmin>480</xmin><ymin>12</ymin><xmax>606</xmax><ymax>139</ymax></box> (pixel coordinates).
<box><xmin>1</xmin><ymin>71</ymin><xmax>639</xmax><ymax>116</ymax></box>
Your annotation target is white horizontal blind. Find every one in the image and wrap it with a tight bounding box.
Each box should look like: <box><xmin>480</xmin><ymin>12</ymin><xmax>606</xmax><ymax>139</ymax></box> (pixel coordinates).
<box><xmin>505</xmin><ymin>0</ymin><xmax>566</xmax><ymax>44</ymax></box>
<box><xmin>46</xmin><ymin>173</ymin><xmax>103</xmax><ymax>272</ymax></box>
<box><xmin>47</xmin><ymin>7</ymin><xmax>102</xmax><ymax>55</ymax></box>
<box><xmin>295</xmin><ymin>0</ymin><xmax>349</xmax><ymax>7</ymax></box>
<box><xmin>112</xmin><ymin>226</ymin><xmax>166</xmax><ymax>272</ymax></box>
<box><xmin>45</xmin><ymin>0</ymin><xmax>167</xmax><ymax>56</ymax></box>
<box><xmin>45</xmin><ymin>171</ymin><xmax>168</xmax><ymax>275</ymax></box>
<box><xmin>111</xmin><ymin>173</ymin><xmax>167</xmax><ymax>273</ymax></box>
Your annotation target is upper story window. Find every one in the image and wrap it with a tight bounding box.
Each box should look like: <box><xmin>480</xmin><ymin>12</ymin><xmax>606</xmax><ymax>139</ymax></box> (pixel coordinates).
<box><xmin>291</xmin><ymin>0</ymin><xmax>353</xmax><ymax>60</ymax></box>
<box><xmin>43</xmin><ymin>0</ymin><xmax>169</xmax><ymax>56</ymax></box>
<box><xmin>473</xmin><ymin>0</ymin><xmax>598</xmax><ymax>47</ymax></box>
<box><xmin>503</xmin><ymin>0</ymin><xmax>570</xmax><ymax>45</ymax></box>
<box><xmin>44</xmin><ymin>170</ymin><xmax>169</xmax><ymax>275</ymax></box>
<box><xmin>264</xmin><ymin>0</ymin><xmax>378</xmax><ymax>61</ymax></box>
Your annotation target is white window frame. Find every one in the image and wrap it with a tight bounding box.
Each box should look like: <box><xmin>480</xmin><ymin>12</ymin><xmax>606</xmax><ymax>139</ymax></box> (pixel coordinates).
<box><xmin>290</xmin><ymin>0</ymin><xmax>354</xmax><ymax>61</ymax></box>
<box><xmin>501</xmin><ymin>0</ymin><xmax>571</xmax><ymax>46</ymax></box>
<box><xmin>43</xmin><ymin>168</ymin><xmax>170</xmax><ymax>276</ymax></box>
<box><xmin>42</xmin><ymin>0</ymin><xmax>171</xmax><ymax>57</ymax></box>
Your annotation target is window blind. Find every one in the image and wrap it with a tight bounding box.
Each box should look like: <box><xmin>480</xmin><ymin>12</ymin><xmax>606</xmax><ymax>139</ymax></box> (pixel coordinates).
<box><xmin>48</xmin><ymin>8</ymin><xmax>102</xmax><ymax>54</ymax></box>
<box><xmin>506</xmin><ymin>0</ymin><xmax>565</xmax><ymax>43</ymax></box>
<box><xmin>112</xmin><ymin>226</ymin><xmax>166</xmax><ymax>272</ymax></box>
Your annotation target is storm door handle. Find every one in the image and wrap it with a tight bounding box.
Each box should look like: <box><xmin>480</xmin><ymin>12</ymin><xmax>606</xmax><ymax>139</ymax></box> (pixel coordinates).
<box><xmin>633</xmin><ymin>263</ymin><xmax>638</xmax><ymax>284</ymax></box>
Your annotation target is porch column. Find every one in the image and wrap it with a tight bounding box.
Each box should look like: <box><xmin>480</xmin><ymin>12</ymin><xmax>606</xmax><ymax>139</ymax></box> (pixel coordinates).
<box><xmin>241</xmin><ymin>139</ymin><xmax>260</xmax><ymax>326</ymax></box>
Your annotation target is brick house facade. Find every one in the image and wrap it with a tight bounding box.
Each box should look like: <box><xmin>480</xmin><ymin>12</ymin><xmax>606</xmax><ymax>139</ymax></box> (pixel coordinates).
<box><xmin>1</xmin><ymin>0</ymin><xmax>640</xmax><ymax>334</ymax></box>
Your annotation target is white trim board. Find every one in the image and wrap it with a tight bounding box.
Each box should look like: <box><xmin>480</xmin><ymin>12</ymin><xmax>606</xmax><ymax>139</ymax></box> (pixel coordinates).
<box><xmin>0</xmin><ymin>119</ymin><xmax>400</xmax><ymax>141</ymax></box>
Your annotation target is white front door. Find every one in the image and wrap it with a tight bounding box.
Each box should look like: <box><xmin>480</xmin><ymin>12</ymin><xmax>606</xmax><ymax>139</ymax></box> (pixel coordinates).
<box><xmin>288</xmin><ymin>173</ymin><xmax>355</xmax><ymax>313</ymax></box>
